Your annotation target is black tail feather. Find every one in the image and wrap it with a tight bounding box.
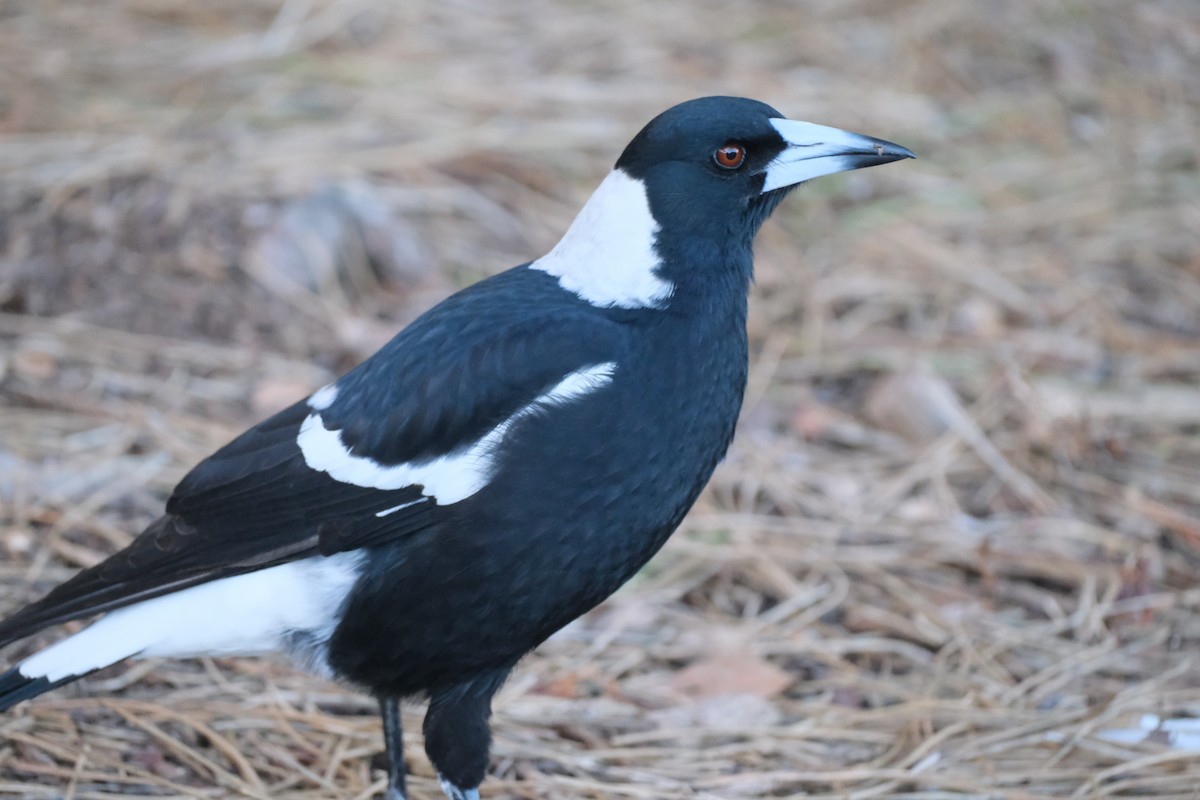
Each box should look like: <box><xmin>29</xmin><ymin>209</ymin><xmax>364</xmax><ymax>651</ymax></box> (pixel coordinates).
<box><xmin>0</xmin><ymin>606</ymin><xmax>50</xmax><ymax>652</ymax></box>
<box><xmin>0</xmin><ymin>666</ymin><xmax>71</xmax><ymax>712</ymax></box>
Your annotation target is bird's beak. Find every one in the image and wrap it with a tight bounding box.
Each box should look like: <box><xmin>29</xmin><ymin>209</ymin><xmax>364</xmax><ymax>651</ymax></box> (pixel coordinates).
<box><xmin>760</xmin><ymin>119</ymin><xmax>915</xmax><ymax>193</ymax></box>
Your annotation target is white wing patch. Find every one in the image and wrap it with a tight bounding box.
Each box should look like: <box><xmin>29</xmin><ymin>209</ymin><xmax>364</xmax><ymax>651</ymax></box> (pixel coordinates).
<box><xmin>297</xmin><ymin>362</ymin><xmax>618</xmax><ymax>504</ymax></box>
<box><xmin>16</xmin><ymin>553</ymin><xmax>363</xmax><ymax>683</ymax></box>
<box><xmin>530</xmin><ymin>169</ymin><xmax>672</xmax><ymax>309</ymax></box>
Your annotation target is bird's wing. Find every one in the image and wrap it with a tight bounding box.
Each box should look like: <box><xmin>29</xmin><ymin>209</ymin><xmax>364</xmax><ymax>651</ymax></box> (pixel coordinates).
<box><xmin>1</xmin><ymin>286</ymin><xmax>626</xmax><ymax>644</ymax></box>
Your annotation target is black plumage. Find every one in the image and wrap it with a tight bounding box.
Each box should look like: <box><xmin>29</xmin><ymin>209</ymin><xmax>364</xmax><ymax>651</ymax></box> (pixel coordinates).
<box><xmin>0</xmin><ymin>96</ymin><xmax>912</xmax><ymax>800</ymax></box>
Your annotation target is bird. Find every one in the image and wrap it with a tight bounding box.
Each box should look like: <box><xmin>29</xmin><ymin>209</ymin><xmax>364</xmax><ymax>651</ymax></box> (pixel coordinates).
<box><xmin>0</xmin><ymin>96</ymin><xmax>912</xmax><ymax>800</ymax></box>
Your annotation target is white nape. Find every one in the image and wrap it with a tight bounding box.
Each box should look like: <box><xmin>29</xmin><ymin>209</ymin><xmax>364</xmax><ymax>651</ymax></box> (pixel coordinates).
<box><xmin>761</xmin><ymin>118</ymin><xmax>879</xmax><ymax>193</ymax></box>
<box><xmin>16</xmin><ymin>553</ymin><xmax>362</xmax><ymax>684</ymax></box>
<box><xmin>298</xmin><ymin>362</ymin><xmax>618</xmax><ymax>504</ymax></box>
<box><xmin>530</xmin><ymin>169</ymin><xmax>672</xmax><ymax>309</ymax></box>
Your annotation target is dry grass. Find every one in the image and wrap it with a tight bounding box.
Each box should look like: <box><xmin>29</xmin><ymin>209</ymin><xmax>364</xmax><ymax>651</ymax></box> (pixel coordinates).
<box><xmin>2</xmin><ymin>0</ymin><xmax>1200</xmax><ymax>797</ymax></box>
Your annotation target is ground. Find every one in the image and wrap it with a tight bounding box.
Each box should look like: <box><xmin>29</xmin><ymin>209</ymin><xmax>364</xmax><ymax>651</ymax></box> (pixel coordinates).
<box><xmin>1</xmin><ymin>1</ymin><xmax>1199</xmax><ymax>798</ymax></box>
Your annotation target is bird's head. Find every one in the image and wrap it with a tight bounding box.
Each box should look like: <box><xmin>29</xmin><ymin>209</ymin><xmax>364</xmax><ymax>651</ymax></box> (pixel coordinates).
<box><xmin>615</xmin><ymin>95</ymin><xmax>914</xmax><ymax>244</ymax></box>
<box><xmin>531</xmin><ymin>96</ymin><xmax>913</xmax><ymax>311</ymax></box>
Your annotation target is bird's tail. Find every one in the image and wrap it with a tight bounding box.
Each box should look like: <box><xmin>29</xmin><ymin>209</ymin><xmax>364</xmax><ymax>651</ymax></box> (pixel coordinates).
<box><xmin>0</xmin><ymin>667</ymin><xmax>83</xmax><ymax>712</ymax></box>
<box><xmin>1</xmin><ymin>554</ymin><xmax>366</xmax><ymax>712</ymax></box>
<box><xmin>0</xmin><ymin>619</ymin><xmax>143</xmax><ymax>712</ymax></box>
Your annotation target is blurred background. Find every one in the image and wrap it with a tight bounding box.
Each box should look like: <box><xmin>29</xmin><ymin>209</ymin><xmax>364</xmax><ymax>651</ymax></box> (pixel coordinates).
<box><xmin>1</xmin><ymin>1</ymin><xmax>1199</xmax><ymax>797</ymax></box>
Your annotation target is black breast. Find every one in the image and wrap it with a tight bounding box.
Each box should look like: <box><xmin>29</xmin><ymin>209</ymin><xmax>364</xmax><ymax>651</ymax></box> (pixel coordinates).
<box><xmin>329</xmin><ymin>287</ymin><xmax>749</xmax><ymax>697</ymax></box>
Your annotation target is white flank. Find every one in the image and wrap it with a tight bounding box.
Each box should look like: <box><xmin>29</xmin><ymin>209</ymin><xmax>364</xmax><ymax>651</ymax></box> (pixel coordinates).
<box><xmin>762</xmin><ymin>118</ymin><xmax>885</xmax><ymax>193</ymax></box>
<box><xmin>298</xmin><ymin>362</ymin><xmax>617</xmax><ymax>504</ymax></box>
<box><xmin>17</xmin><ymin>553</ymin><xmax>362</xmax><ymax>683</ymax></box>
<box><xmin>530</xmin><ymin>169</ymin><xmax>672</xmax><ymax>309</ymax></box>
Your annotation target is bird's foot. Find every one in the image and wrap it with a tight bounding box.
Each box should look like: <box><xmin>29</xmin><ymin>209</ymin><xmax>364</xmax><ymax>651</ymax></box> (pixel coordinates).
<box><xmin>438</xmin><ymin>774</ymin><xmax>480</xmax><ymax>800</ymax></box>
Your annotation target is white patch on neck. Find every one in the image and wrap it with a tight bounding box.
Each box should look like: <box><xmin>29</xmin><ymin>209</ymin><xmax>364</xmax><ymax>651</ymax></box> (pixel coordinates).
<box><xmin>530</xmin><ymin>169</ymin><xmax>672</xmax><ymax>309</ymax></box>
<box><xmin>297</xmin><ymin>362</ymin><xmax>618</xmax><ymax>504</ymax></box>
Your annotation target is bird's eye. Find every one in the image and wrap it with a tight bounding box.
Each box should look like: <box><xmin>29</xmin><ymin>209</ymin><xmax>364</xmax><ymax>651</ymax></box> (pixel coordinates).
<box><xmin>714</xmin><ymin>144</ymin><xmax>746</xmax><ymax>170</ymax></box>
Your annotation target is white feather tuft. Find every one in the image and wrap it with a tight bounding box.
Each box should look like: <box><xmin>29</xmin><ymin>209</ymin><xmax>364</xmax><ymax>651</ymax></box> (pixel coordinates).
<box><xmin>309</xmin><ymin>383</ymin><xmax>339</xmax><ymax>411</ymax></box>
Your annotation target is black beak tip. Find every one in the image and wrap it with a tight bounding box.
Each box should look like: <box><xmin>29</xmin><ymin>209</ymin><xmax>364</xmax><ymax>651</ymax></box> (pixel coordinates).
<box><xmin>874</xmin><ymin>138</ymin><xmax>916</xmax><ymax>162</ymax></box>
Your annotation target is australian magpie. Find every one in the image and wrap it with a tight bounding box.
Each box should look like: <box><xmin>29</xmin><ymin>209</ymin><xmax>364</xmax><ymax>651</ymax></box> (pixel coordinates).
<box><xmin>0</xmin><ymin>96</ymin><xmax>912</xmax><ymax>799</ymax></box>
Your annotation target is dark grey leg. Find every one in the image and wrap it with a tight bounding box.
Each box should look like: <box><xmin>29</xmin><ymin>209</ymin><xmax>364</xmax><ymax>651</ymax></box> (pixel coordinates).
<box><xmin>380</xmin><ymin>697</ymin><xmax>408</xmax><ymax>800</ymax></box>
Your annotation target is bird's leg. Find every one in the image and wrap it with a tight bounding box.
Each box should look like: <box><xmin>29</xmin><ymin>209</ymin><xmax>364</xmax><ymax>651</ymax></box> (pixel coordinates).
<box><xmin>379</xmin><ymin>696</ymin><xmax>408</xmax><ymax>800</ymax></box>
<box><xmin>423</xmin><ymin>670</ymin><xmax>509</xmax><ymax>800</ymax></box>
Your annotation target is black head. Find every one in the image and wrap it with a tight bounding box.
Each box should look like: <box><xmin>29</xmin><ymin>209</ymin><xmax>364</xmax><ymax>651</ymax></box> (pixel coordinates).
<box><xmin>528</xmin><ymin>96</ymin><xmax>912</xmax><ymax>313</ymax></box>
<box><xmin>614</xmin><ymin>96</ymin><xmax>913</xmax><ymax>245</ymax></box>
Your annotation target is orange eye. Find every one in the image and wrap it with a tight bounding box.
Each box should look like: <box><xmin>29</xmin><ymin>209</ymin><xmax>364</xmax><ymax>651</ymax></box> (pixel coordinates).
<box><xmin>714</xmin><ymin>143</ymin><xmax>746</xmax><ymax>169</ymax></box>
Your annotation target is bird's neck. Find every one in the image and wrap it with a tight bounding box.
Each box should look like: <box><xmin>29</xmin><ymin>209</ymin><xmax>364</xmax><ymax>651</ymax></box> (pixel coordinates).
<box><xmin>654</xmin><ymin>233</ymin><xmax>755</xmax><ymax>324</ymax></box>
<box><xmin>530</xmin><ymin>169</ymin><xmax>674</xmax><ymax>311</ymax></box>
<box><xmin>530</xmin><ymin>166</ymin><xmax>757</xmax><ymax>326</ymax></box>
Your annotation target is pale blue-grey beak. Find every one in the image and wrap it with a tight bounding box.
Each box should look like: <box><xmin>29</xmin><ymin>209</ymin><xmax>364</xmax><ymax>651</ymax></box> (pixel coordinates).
<box><xmin>761</xmin><ymin>118</ymin><xmax>915</xmax><ymax>193</ymax></box>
